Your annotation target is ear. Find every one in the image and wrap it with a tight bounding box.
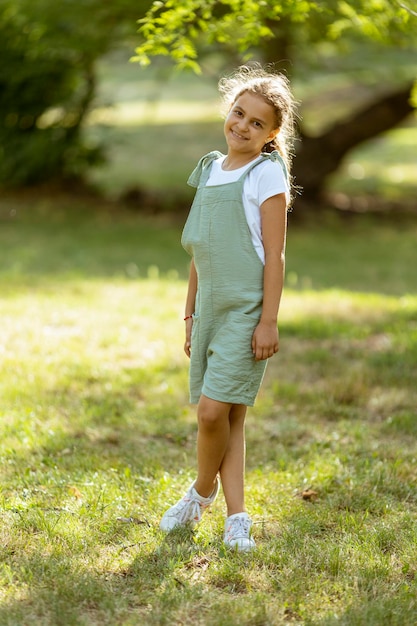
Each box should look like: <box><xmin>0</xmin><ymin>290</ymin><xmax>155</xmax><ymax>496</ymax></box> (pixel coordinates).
<box><xmin>266</xmin><ymin>128</ymin><xmax>280</xmax><ymax>143</ymax></box>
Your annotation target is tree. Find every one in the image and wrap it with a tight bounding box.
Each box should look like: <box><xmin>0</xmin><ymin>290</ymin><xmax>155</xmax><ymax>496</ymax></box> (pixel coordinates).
<box><xmin>0</xmin><ymin>0</ymin><xmax>151</xmax><ymax>186</ymax></box>
<box><xmin>134</xmin><ymin>0</ymin><xmax>417</xmax><ymax>203</ymax></box>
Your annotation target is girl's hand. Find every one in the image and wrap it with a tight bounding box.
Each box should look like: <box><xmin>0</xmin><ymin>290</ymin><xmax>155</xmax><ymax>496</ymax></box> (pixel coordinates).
<box><xmin>252</xmin><ymin>321</ymin><xmax>279</xmax><ymax>361</ymax></box>
<box><xmin>184</xmin><ymin>318</ymin><xmax>193</xmax><ymax>358</ymax></box>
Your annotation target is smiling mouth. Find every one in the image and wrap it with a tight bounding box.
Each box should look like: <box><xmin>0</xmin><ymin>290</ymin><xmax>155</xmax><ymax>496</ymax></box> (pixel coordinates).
<box><xmin>231</xmin><ymin>129</ymin><xmax>248</xmax><ymax>141</ymax></box>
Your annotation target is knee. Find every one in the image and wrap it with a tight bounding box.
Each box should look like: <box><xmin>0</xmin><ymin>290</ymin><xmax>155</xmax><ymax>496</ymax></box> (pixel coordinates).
<box><xmin>198</xmin><ymin>406</ymin><xmax>224</xmax><ymax>431</ymax></box>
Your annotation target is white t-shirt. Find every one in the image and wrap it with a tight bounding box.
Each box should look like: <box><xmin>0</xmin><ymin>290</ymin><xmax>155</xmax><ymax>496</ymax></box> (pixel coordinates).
<box><xmin>206</xmin><ymin>155</ymin><xmax>289</xmax><ymax>264</ymax></box>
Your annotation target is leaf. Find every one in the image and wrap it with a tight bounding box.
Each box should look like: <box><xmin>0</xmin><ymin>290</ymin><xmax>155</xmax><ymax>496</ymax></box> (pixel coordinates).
<box><xmin>300</xmin><ymin>488</ymin><xmax>318</xmax><ymax>501</ymax></box>
<box><xmin>68</xmin><ymin>485</ymin><xmax>83</xmax><ymax>499</ymax></box>
<box><xmin>116</xmin><ymin>516</ymin><xmax>150</xmax><ymax>526</ymax></box>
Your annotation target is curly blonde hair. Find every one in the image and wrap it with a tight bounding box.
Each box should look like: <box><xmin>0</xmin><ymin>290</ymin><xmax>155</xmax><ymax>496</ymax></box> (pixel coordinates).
<box><xmin>218</xmin><ymin>64</ymin><xmax>298</xmax><ymax>186</ymax></box>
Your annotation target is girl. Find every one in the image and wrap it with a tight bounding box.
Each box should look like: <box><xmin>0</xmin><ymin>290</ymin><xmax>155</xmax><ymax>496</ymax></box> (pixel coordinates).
<box><xmin>160</xmin><ymin>65</ymin><xmax>297</xmax><ymax>551</ymax></box>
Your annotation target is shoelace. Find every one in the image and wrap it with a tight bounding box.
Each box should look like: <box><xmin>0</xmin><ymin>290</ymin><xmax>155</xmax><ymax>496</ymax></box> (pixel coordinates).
<box><xmin>226</xmin><ymin>516</ymin><xmax>251</xmax><ymax>540</ymax></box>
<box><xmin>174</xmin><ymin>495</ymin><xmax>204</xmax><ymax>524</ymax></box>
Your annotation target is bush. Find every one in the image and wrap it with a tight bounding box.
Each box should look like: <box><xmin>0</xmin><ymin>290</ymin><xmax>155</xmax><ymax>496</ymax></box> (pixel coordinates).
<box><xmin>0</xmin><ymin>0</ymin><xmax>145</xmax><ymax>187</ymax></box>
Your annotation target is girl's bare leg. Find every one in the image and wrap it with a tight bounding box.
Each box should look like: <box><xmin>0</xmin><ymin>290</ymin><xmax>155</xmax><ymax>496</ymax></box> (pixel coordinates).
<box><xmin>194</xmin><ymin>396</ymin><xmax>247</xmax><ymax>515</ymax></box>
<box><xmin>219</xmin><ymin>404</ymin><xmax>247</xmax><ymax>516</ymax></box>
<box><xmin>194</xmin><ymin>395</ymin><xmax>232</xmax><ymax>498</ymax></box>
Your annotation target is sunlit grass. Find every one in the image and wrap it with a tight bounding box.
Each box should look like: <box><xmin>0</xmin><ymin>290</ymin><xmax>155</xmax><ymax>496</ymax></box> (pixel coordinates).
<box><xmin>328</xmin><ymin>122</ymin><xmax>417</xmax><ymax>201</ymax></box>
<box><xmin>0</xmin><ymin>202</ymin><xmax>416</xmax><ymax>624</ymax></box>
<box><xmin>87</xmin><ymin>100</ymin><xmax>221</xmax><ymax>126</ymax></box>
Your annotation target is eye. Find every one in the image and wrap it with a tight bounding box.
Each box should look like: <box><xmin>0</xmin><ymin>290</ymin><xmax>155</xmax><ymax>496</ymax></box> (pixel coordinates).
<box><xmin>253</xmin><ymin>121</ymin><xmax>263</xmax><ymax>128</ymax></box>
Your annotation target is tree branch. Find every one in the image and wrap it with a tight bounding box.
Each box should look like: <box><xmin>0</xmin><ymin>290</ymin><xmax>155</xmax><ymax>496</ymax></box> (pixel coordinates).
<box><xmin>295</xmin><ymin>82</ymin><xmax>415</xmax><ymax>198</ymax></box>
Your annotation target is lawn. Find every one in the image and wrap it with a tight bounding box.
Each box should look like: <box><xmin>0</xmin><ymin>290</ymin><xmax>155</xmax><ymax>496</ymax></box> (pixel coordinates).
<box><xmin>0</xmin><ymin>196</ymin><xmax>416</xmax><ymax>625</ymax></box>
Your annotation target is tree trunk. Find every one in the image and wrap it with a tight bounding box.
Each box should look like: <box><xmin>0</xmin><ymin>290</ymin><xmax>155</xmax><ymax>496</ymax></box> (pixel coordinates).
<box><xmin>294</xmin><ymin>83</ymin><xmax>415</xmax><ymax>203</ymax></box>
<box><xmin>262</xmin><ymin>19</ymin><xmax>293</xmax><ymax>71</ymax></box>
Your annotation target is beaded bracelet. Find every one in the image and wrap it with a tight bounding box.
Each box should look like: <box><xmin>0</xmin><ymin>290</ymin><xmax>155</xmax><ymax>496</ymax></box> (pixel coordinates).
<box><xmin>184</xmin><ymin>315</ymin><xmax>193</xmax><ymax>321</ymax></box>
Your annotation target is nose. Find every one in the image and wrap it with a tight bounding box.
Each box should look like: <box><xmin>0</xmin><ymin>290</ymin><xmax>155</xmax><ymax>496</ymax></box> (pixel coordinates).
<box><xmin>237</xmin><ymin>117</ymin><xmax>249</xmax><ymax>132</ymax></box>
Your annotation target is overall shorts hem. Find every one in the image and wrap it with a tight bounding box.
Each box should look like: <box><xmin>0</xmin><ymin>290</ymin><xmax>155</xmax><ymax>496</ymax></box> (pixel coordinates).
<box><xmin>189</xmin><ymin>389</ymin><xmax>260</xmax><ymax>408</ymax></box>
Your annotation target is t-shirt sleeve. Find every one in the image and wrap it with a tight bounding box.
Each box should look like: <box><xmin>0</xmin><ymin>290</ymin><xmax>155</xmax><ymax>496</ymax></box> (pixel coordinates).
<box><xmin>256</xmin><ymin>160</ymin><xmax>289</xmax><ymax>206</ymax></box>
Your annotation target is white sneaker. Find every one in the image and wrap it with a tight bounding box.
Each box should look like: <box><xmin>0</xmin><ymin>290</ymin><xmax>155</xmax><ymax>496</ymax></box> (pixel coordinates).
<box><xmin>160</xmin><ymin>478</ymin><xmax>220</xmax><ymax>531</ymax></box>
<box><xmin>224</xmin><ymin>512</ymin><xmax>256</xmax><ymax>551</ymax></box>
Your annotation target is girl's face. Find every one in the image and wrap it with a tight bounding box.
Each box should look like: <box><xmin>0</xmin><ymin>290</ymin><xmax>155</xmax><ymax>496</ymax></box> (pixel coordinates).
<box><xmin>224</xmin><ymin>91</ymin><xmax>278</xmax><ymax>159</ymax></box>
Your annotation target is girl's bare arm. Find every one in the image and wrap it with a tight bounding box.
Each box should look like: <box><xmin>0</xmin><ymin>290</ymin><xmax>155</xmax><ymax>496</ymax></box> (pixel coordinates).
<box><xmin>252</xmin><ymin>193</ymin><xmax>287</xmax><ymax>361</ymax></box>
<box><xmin>184</xmin><ymin>258</ymin><xmax>198</xmax><ymax>357</ymax></box>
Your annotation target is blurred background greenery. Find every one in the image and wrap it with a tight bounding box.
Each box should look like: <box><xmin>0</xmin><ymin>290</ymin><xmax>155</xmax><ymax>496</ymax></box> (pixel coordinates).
<box><xmin>1</xmin><ymin>0</ymin><xmax>416</xmax><ymax>215</ymax></box>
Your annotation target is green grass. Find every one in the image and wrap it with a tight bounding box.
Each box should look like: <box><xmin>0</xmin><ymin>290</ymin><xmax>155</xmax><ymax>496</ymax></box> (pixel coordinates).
<box><xmin>0</xmin><ymin>196</ymin><xmax>416</xmax><ymax>625</ymax></box>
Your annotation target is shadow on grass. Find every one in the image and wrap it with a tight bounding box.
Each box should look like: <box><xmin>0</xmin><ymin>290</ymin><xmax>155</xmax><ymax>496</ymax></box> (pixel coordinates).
<box><xmin>0</xmin><ymin>205</ymin><xmax>190</xmax><ymax>285</ymax></box>
<box><xmin>1</xmin><ymin>200</ymin><xmax>417</xmax><ymax>296</ymax></box>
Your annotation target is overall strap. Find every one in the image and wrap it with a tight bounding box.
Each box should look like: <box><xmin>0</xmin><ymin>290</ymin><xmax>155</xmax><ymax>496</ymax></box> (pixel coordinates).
<box><xmin>187</xmin><ymin>151</ymin><xmax>224</xmax><ymax>188</ymax></box>
<box><xmin>238</xmin><ymin>150</ymin><xmax>289</xmax><ymax>184</ymax></box>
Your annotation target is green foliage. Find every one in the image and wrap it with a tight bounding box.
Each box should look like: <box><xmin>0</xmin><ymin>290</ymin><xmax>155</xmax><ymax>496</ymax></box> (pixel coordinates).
<box><xmin>0</xmin><ymin>0</ymin><xmax>150</xmax><ymax>186</ymax></box>
<box><xmin>133</xmin><ymin>1</ymin><xmax>417</xmax><ymax>204</ymax></box>
<box><xmin>135</xmin><ymin>0</ymin><xmax>416</xmax><ymax>71</ymax></box>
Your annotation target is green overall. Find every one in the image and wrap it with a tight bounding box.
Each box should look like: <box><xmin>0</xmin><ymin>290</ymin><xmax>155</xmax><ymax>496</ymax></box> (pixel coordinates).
<box><xmin>181</xmin><ymin>150</ymin><xmax>287</xmax><ymax>406</ymax></box>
